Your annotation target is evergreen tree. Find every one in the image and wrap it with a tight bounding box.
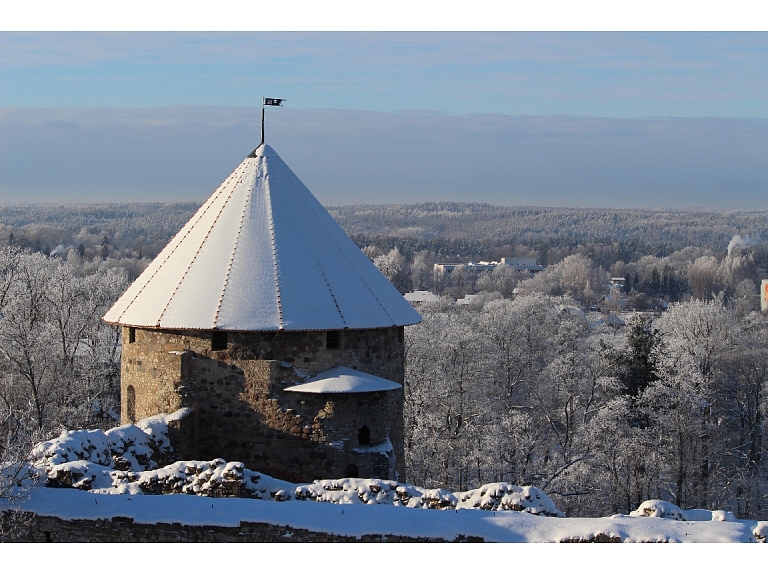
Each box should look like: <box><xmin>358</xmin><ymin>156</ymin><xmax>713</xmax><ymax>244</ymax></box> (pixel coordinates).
<box><xmin>618</xmin><ymin>314</ymin><xmax>658</xmax><ymax>397</ymax></box>
<box><xmin>100</xmin><ymin>234</ymin><xmax>110</xmax><ymax>260</ymax></box>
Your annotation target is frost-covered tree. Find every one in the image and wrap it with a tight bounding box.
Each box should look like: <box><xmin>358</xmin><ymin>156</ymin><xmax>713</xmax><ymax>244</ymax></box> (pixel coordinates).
<box><xmin>720</xmin><ymin>314</ymin><xmax>768</xmax><ymax>519</ymax></box>
<box><xmin>373</xmin><ymin>247</ymin><xmax>410</xmax><ymax>294</ymax></box>
<box><xmin>640</xmin><ymin>299</ymin><xmax>735</xmax><ymax>509</ymax></box>
<box><xmin>475</xmin><ymin>264</ymin><xmax>520</xmax><ymax>299</ymax></box>
<box><xmin>0</xmin><ymin>247</ymin><xmax>126</xmax><ymax>440</ymax></box>
<box><xmin>688</xmin><ymin>255</ymin><xmax>720</xmax><ymax>300</ymax></box>
<box><xmin>405</xmin><ymin>294</ymin><xmax>624</xmax><ymax>515</ymax></box>
<box><xmin>517</xmin><ymin>254</ymin><xmax>606</xmax><ymax>308</ymax></box>
<box><xmin>404</xmin><ymin>303</ymin><xmax>492</xmax><ymax>490</ymax></box>
<box><xmin>410</xmin><ymin>250</ymin><xmax>433</xmax><ymax>292</ymax></box>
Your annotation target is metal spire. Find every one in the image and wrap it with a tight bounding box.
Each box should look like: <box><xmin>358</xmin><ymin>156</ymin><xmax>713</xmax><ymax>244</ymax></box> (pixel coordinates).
<box><xmin>261</xmin><ymin>97</ymin><xmax>285</xmax><ymax>146</ymax></box>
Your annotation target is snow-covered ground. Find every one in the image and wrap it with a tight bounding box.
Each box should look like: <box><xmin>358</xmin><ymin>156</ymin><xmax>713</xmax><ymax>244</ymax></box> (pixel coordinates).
<box><xmin>5</xmin><ymin>411</ymin><xmax>766</xmax><ymax>543</ymax></box>
<box><xmin>7</xmin><ymin>487</ymin><xmax>765</xmax><ymax>543</ymax></box>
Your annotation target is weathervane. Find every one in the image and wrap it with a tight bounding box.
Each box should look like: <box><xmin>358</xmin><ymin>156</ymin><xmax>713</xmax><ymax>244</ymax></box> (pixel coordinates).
<box><xmin>261</xmin><ymin>96</ymin><xmax>285</xmax><ymax>146</ymax></box>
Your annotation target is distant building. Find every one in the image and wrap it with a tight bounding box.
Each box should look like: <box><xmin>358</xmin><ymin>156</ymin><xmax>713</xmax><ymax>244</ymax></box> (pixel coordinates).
<box><xmin>404</xmin><ymin>290</ymin><xmax>441</xmax><ymax>305</ymax></box>
<box><xmin>434</xmin><ymin>257</ymin><xmax>543</xmax><ymax>277</ymax></box>
<box><xmin>501</xmin><ymin>257</ymin><xmax>544</xmax><ymax>272</ymax></box>
<box><xmin>433</xmin><ymin>261</ymin><xmax>496</xmax><ymax>275</ymax></box>
<box><xmin>588</xmin><ymin>311</ymin><xmax>626</xmax><ymax>328</ymax></box>
<box><xmin>762</xmin><ymin>279</ymin><xmax>768</xmax><ymax>312</ymax></box>
<box><xmin>456</xmin><ymin>294</ymin><xmax>485</xmax><ymax>306</ymax></box>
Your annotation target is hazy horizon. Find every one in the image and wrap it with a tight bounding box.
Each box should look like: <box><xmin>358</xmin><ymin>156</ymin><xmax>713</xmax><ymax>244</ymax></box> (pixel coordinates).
<box><xmin>2</xmin><ymin>33</ymin><xmax>767</xmax><ymax>210</ymax></box>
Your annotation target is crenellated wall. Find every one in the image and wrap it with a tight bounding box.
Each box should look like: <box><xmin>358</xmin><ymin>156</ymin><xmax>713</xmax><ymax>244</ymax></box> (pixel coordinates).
<box><xmin>120</xmin><ymin>326</ymin><xmax>405</xmax><ymax>482</ymax></box>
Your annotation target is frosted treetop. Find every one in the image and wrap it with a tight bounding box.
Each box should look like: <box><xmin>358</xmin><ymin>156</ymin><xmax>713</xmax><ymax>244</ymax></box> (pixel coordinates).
<box><xmin>104</xmin><ymin>145</ymin><xmax>422</xmax><ymax>331</ymax></box>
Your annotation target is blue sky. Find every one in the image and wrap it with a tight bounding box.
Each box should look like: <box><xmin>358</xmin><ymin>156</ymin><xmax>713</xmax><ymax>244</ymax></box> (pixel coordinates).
<box><xmin>2</xmin><ymin>31</ymin><xmax>768</xmax><ymax>209</ymax></box>
<box><xmin>3</xmin><ymin>32</ymin><xmax>768</xmax><ymax>117</ymax></box>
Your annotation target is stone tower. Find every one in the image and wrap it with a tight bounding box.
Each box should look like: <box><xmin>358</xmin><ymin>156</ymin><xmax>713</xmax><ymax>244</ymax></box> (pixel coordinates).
<box><xmin>103</xmin><ymin>143</ymin><xmax>421</xmax><ymax>482</ymax></box>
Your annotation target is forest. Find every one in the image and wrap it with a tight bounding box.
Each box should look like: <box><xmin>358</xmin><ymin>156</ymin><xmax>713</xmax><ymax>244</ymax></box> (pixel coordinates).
<box><xmin>405</xmin><ymin>295</ymin><xmax>767</xmax><ymax>518</ymax></box>
<box><xmin>0</xmin><ymin>202</ymin><xmax>767</xmax><ymax>518</ymax></box>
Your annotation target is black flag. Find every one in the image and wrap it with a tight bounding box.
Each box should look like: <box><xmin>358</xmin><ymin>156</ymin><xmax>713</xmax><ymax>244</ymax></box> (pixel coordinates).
<box><xmin>263</xmin><ymin>98</ymin><xmax>285</xmax><ymax>106</ymax></box>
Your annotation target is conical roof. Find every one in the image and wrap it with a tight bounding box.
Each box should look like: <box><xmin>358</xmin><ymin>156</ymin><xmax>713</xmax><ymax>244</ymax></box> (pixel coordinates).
<box><xmin>104</xmin><ymin>144</ymin><xmax>422</xmax><ymax>331</ymax></box>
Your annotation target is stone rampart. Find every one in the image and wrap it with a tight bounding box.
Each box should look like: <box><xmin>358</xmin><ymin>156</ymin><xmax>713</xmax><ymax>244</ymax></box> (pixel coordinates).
<box><xmin>120</xmin><ymin>327</ymin><xmax>405</xmax><ymax>482</ymax></box>
<box><xmin>1</xmin><ymin>511</ymin><xmax>481</xmax><ymax>543</ymax></box>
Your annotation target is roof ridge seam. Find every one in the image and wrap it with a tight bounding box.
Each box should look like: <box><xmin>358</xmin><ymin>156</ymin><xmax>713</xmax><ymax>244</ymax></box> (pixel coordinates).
<box><xmin>316</xmin><ymin>258</ymin><xmax>347</xmax><ymax>327</ymax></box>
<box><xmin>213</xmin><ymin>164</ymin><xmax>253</xmax><ymax>328</ymax></box>
<box><xmin>113</xmin><ymin>166</ymin><xmax>242</xmax><ymax>325</ymax></box>
<box><xmin>157</xmin><ymin>162</ymin><xmax>249</xmax><ymax>328</ymax></box>
<box><xmin>264</xmin><ymin>167</ymin><xmax>284</xmax><ymax>329</ymax></box>
<box><xmin>300</xmin><ymin>183</ymin><xmax>397</xmax><ymax>326</ymax></box>
<box><xmin>268</xmin><ymin>161</ymin><xmax>345</xmax><ymax>329</ymax></box>
<box><xmin>290</xmin><ymin>183</ymin><xmax>348</xmax><ymax>327</ymax></box>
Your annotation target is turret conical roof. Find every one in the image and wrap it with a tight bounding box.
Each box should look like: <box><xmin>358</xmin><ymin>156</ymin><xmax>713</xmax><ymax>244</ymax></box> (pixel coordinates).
<box><xmin>104</xmin><ymin>144</ymin><xmax>421</xmax><ymax>331</ymax></box>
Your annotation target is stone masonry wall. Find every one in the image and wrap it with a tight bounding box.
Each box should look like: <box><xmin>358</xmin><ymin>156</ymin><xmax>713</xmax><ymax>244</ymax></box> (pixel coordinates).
<box><xmin>1</xmin><ymin>511</ymin><xmax>482</xmax><ymax>542</ymax></box>
<box><xmin>120</xmin><ymin>327</ymin><xmax>406</xmax><ymax>482</ymax></box>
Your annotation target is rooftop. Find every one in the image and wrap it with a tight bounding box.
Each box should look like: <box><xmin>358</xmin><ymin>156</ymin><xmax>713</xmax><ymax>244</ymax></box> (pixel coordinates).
<box><xmin>104</xmin><ymin>144</ymin><xmax>421</xmax><ymax>331</ymax></box>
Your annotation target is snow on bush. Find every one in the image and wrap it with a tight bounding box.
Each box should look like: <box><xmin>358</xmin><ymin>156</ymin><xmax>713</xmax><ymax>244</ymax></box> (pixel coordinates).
<box><xmin>456</xmin><ymin>483</ymin><xmax>560</xmax><ymax>515</ymax></box>
<box><xmin>630</xmin><ymin>500</ymin><xmax>736</xmax><ymax>522</ymax></box>
<box><xmin>32</xmin><ymin>408</ymin><xmax>191</xmax><ymax>476</ymax></box>
<box><xmin>32</xmin><ymin>429</ymin><xmax>113</xmax><ymax>468</ymax></box>
<box><xmin>754</xmin><ymin>522</ymin><xmax>768</xmax><ymax>543</ymax></box>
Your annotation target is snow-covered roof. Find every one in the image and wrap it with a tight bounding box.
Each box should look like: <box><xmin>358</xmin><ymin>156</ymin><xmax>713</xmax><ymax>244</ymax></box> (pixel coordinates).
<box><xmin>104</xmin><ymin>144</ymin><xmax>422</xmax><ymax>331</ymax></box>
<box><xmin>284</xmin><ymin>366</ymin><xmax>401</xmax><ymax>394</ymax></box>
<box><xmin>404</xmin><ymin>290</ymin><xmax>440</xmax><ymax>303</ymax></box>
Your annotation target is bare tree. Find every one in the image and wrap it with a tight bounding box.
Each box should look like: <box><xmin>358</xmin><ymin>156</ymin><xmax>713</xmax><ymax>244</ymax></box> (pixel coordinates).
<box><xmin>0</xmin><ymin>248</ymin><xmax>126</xmax><ymax>437</ymax></box>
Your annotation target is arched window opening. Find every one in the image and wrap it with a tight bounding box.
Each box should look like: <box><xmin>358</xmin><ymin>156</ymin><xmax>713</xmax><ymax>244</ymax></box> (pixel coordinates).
<box><xmin>345</xmin><ymin>464</ymin><xmax>359</xmax><ymax>478</ymax></box>
<box><xmin>358</xmin><ymin>425</ymin><xmax>370</xmax><ymax>446</ymax></box>
<box><xmin>126</xmin><ymin>385</ymin><xmax>136</xmax><ymax>423</ymax></box>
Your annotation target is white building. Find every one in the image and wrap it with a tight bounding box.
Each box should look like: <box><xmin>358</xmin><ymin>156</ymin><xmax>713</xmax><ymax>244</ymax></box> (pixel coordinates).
<box><xmin>434</xmin><ymin>257</ymin><xmax>543</xmax><ymax>277</ymax></box>
<box><xmin>404</xmin><ymin>290</ymin><xmax>441</xmax><ymax>304</ymax></box>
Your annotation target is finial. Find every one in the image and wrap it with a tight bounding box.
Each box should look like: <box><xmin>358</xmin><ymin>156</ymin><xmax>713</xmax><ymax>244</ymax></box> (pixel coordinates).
<box><xmin>261</xmin><ymin>97</ymin><xmax>286</xmax><ymax>146</ymax></box>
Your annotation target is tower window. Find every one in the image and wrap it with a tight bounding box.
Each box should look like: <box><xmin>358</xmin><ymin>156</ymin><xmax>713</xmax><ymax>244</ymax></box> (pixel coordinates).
<box><xmin>128</xmin><ymin>327</ymin><xmax>136</xmax><ymax>343</ymax></box>
<box><xmin>358</xmin><ymin>425</ymin><xmax>370</xmax><ymax>446</ymax></box>
<box><xmin>211</xmin><ymin>331</ymin><xmax>228</xmax><ymax>351</ymax></box>
<box><xmin>126</xmin><ymin>385</ymin><xmax>136</xmax><ymax>423</ymax></box>
<box><xmin>326</xmin><ymin>330</ymin><xmax>340</xmax><ymax>349</ymax></box>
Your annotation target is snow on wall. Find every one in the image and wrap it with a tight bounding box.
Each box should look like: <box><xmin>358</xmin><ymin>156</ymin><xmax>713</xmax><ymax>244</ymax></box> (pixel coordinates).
<box><xmin>30</xmin><ymin>417</ymin><xmax>561</xmax><ymax>516</ymax></box>
<box><xmin>32</xmin><ymin>408</ymin><xmax>190</xmax><ymax>474</ymax></box>
<box><xmin>630</xmin><ymin>499</ymin><xmax>737</xmax><ymax>522</ymax></box>
<box><xmin>17</xmin><ymin>417</ymin><xmax>767</xmax><ymax>543</ymax></box>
